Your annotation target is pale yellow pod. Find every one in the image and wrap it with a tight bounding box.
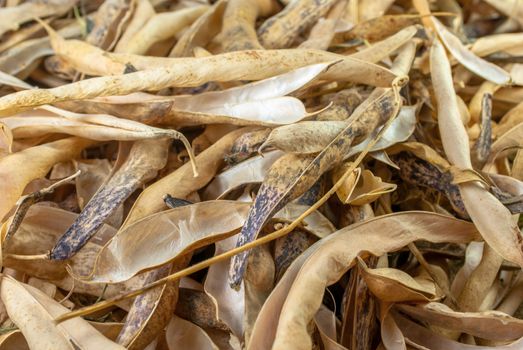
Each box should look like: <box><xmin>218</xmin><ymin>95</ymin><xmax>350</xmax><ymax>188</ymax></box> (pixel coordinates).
<box><xmin>123</xmin><ymin>5</ymin><xmax>209</xmax><ymax>55</ymax></box>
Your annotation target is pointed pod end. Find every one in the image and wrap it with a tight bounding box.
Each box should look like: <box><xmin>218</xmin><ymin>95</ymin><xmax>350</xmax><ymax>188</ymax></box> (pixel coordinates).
<box><xmin>229</xmin><ymin>280</ymin><xmax>242</xmax><ymax>291</ymax></box>
<box><xmin>306</xmin><ymin>101</ymin><xmax>333</xmax><ymax>118</ymax></box>
<box><xmin>228</xmin><ymin>251</ymin><xmax>248</xmax><ymax>290</ymax></box>
<box><xmin>34</xmin><ymin>17</ymin><xmax>60</xmax><ymax>41</ymax></box>
<box><xmin>174</xmin><ymin>131</ymin><xmax>199</xmax><ymax>178</ymax></box>
<box><xmin>257</xmin><ymin>142</ymin><xmax>269</xmax><ymax>156</ymax></box>
<box><xmin>49</xmin><ymin>246</ymin><xmax>72</xmax><ymax>261</ymax></box>
<box><xmin>191</xmin><ymin>165</ymin><xmax>199</xmax><ymax>178</ymax></box>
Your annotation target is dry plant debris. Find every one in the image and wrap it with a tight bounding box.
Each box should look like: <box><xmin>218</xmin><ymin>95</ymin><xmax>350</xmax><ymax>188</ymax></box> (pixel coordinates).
<box><xmin>0</xmin><ymin>0</ymin><xmax>523</xmax><ymax>349</ymax></box>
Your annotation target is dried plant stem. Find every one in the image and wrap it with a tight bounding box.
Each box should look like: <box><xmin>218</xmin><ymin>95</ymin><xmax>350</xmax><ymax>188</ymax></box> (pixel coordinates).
<box><xmin>58</xmin><ymin>279</ymin><xmax>75</xmax><ymax>305</ymax></box>
<box><xmin>54</xmin><ymin>79</ymin><xmax>404</xmax><ymax>324</ymax></box>
<box><xmin>4</xmin><ymin>253</ymin><xmax>49</xmax><ymax>260</ymax></box>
